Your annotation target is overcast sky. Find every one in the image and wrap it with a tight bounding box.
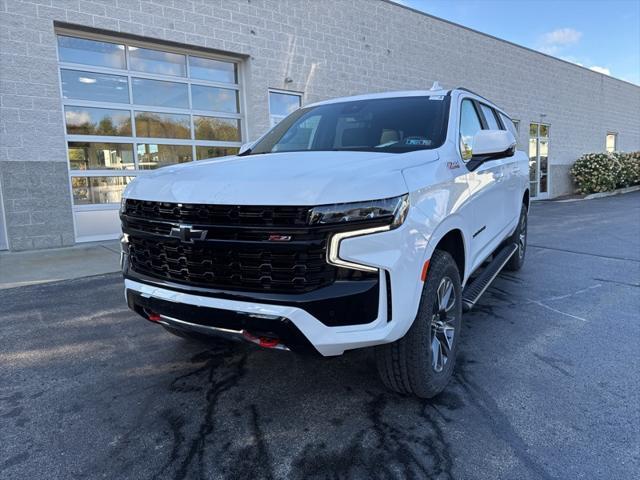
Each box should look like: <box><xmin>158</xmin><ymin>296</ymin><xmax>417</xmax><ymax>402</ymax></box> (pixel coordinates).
<box><xmin>393</xmin><ymin>0</ymin><xmax>640</xmax><ymax>85</ymax></box>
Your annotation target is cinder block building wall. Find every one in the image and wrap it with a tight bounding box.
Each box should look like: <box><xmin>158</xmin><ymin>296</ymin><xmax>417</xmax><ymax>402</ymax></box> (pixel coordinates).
<box><xmin>0</xmin><ymin>0</ymin><xmax>639</xmax><ymax>250</ymax></box>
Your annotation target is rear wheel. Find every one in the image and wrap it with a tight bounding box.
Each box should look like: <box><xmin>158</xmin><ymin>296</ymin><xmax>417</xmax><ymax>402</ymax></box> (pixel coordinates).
<box><xmin>376</xmin><ymin>250</ymin><xmax>462</xmax><ymax>398</ymax></box>
<box><xmin>505</xmin><ymin>204</ymin><xmax>528</xmax><ymax>271</ymax></box>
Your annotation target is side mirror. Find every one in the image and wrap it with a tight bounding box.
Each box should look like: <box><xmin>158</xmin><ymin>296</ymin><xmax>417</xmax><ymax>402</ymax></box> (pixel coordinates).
<box><xmin>238</xmin><ymin>141</ymin><xmax>254</xmax><ymax>156</ymax></box>
<box><xmin>467</xmin><ymin>130</ymin><xmax>516</xmax><ymax>170</ymax></box>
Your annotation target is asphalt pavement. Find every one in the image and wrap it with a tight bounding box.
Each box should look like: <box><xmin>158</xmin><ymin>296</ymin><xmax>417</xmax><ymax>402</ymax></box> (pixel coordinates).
<box><xmin>1</xmin><ymin>192</ymin><xmax>639</xmax><ymax>480</ymax></box>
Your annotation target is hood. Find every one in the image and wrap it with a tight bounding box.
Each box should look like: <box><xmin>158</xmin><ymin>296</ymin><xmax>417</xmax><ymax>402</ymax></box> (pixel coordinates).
<box><xmin>124</xmin><ymin>150</ymin><xmax>439</xmax><ymax>206</ymax></box>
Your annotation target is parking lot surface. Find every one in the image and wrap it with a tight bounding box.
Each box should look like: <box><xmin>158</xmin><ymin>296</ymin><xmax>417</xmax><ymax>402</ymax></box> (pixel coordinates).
<box><xmin>1</xmin><ymin>192</ymin><xmax>639</xmax><ymax>480</ymax></box>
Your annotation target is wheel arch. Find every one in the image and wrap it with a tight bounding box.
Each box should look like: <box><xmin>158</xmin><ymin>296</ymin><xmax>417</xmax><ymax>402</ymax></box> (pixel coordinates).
<box><xmin>432</xmin><ymin>229</ymin><xmax>465</xmax><ymax>282</ymax></box>
<box><xmin>523</xmin><ymin>189</ymin><xmax>530</xmax><ymax>210</ymax></box>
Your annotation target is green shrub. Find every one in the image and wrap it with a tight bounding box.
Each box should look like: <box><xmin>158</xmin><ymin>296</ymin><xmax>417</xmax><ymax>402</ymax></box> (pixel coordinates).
<box><xmin>570</xmin><ymin>151</ymin><xmax>640</xmax><ymax>194</ymax></box>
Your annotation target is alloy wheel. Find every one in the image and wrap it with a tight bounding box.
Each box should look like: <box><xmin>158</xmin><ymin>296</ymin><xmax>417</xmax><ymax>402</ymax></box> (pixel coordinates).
<box><xmin>518</xmin><ymin>211</ymin><xmax>527</xmax><ymax>259</ymax></box>
<box><xmin>430</xmin><ymin>276</ymin><xmax>457</xmax><ymax>373</ymax></box>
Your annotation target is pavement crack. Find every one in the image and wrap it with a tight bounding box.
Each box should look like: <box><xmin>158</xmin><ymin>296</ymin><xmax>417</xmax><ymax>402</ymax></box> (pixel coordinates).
<box><xmin>532</xmin><ymin>353</ymin><xmax>575</xmax><ymax>378</ymax></box>
<box><xmin>593</xmin><ymin>277</ymin><xmax>640</xmax><ymax>288</ymax></box>
<box><xmin>528</xmin><ymin>244</ymin><xmax>640</xmax><ymax>263</ymax></box>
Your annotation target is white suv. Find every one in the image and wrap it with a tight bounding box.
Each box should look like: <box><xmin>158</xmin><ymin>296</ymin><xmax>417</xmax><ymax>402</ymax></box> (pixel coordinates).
<box><xmin>120</xmin><ymin>86</ymin><xmax>529</xmax><ymax>398</ymax></box>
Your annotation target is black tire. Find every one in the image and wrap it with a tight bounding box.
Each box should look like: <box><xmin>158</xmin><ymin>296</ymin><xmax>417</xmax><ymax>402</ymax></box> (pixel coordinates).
<box><xmin>375</xmin><ymin>250</ymin><xmax>463</xmax><ymax>398</ymax></box>
<box><xmin>505</xmin><ymin>204</ymin><xmax>528</xmax><ymax>271</ymax></box>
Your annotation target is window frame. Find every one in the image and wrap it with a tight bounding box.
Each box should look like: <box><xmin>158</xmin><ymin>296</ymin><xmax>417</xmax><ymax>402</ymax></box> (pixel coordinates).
<box><xmin>56</xmin><ymin>28</ymin><xmax>246</xmax><ymax>215</ymax></box>
<box><xmin>268</xmin><ymin>88</ymin><xmax>303</xmax><ymax>127</ymax></box>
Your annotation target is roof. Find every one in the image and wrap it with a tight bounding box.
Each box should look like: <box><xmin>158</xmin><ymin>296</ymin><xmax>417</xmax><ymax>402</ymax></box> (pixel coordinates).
<box><xmin>306</xmin><ymin>89</ymin><xmax>450</xmax><ymax>108</ymax></box>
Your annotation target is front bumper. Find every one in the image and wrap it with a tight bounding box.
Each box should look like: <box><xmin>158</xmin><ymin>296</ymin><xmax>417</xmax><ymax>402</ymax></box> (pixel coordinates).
<box><xmin>122</xmin><ymin>205</ymin><xmax>433</xmax><ymax>356</ymax></box>
<box><xmin>124</xmin><ymin>274</ymin><xmax>393</xmax><ymax>356</ymax></box>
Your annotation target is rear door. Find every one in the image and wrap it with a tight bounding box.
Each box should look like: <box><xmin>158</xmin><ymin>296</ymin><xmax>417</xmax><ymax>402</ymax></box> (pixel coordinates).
<box><xmin>478</xmin><ymin>103</ymin><xmax>513</xmax><ymax>230</ymax></box>
<box><xmin>498</xmin><ymin>111</ymin><xmax>525</xmax><ymax>227</ymax></box>
<box><xmin>0</xmin><ymin>182</ymin><xmax>7</xmax><ymax>250</ymax></box>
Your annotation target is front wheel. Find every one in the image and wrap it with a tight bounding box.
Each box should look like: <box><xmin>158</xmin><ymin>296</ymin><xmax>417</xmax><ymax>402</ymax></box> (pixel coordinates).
<box><xmin>375</xmin><ymin>250</ymin><xmax>462</xmax><ymax>398</ymax></box>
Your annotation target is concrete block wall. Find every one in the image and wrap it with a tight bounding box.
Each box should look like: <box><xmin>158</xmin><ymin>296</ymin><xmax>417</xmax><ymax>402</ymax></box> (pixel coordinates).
<box><xmin>1</xmin><ymin>0</ymin><xmax>639</xmax><ymax>250</ymax></box>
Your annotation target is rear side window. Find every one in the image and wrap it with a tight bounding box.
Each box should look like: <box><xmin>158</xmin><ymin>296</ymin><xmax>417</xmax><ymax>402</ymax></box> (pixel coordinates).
<box><xmin>499</xmin><ymin>112</ymin><xmax>518</xmax><ymax>139</ymax></box>
<box><xmin>459</xmin><ymin>99</ymin><xmax>482</xmax><ymax>160</ymax></box>
<box><xmin>480</xmin><ymin>104</ymin><xmax>500</xmax><ymax>130</ymax></box>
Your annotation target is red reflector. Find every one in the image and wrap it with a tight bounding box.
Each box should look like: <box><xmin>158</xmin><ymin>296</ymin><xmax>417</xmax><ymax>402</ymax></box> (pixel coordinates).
<box><xmin>421</xmin><ymin>259</ymin><xmax>430</xmax><ymax>282</ymax></box>
<box><xmin>147</xmin><ymin>312</ymin><xmax>161</xmax><ymax>322</ymax></box>
<box><xmin>259</xmin><ymin>337</ymin><xmax>280</xmax><ymax>348</ymax></box>
<box><xmin>242</xmin><ymin>330</ymin><xmax>281</xmax><ymax>349</ymax></box>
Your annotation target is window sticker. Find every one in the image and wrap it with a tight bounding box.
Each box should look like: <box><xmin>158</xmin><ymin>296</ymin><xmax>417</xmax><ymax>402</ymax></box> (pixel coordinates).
<box><xmin>429</xmin><ymin>95</ymin><xmax>445</xmax><ymax>101</ymax></box>
<box><xmin>405</xmin><ymin>138</ymin><xmax>431</xmax><ymax>146</ymax></box>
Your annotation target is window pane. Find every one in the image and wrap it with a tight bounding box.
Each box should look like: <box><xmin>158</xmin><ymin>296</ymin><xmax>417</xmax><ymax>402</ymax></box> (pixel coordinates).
<box><xmin>499</xmin><ymin>113</ymin><xmax>518</xmax><ymax>139</ymax></box>
<box><xmin>539</xmin><ymin>124</ymin><xmax>549</xmax><ymax>138</ymax></box>
<box><xmin>68</xmin><ymin>142</ymin><xmax>134</xmax><ymax>170</ymax></box>
<box><xmin>459</xmin><ymin>99</ymin><xmax>482</xmax><ymax>159</ymax></box>
<box><xmin>529</xmin><ymin>139</ymin><xmax>538</xmax><ymax>181</ymax></box>
<box><xmin>191</xmin><ymin>85</ymin><xmax>238</xmax><ymax>112</ymax></box>
<box><xmin>132</xmin><ymin>78</ymin><xmax>189</xmax><ymax>108</ymax></box>
<box><xmin>65</xmin><ymin>106</ymin><xmax>132</xmax><ymax>136</ymax></box>
<box><xmin>135</xmin><ymin>111</ymin><xmax>191</xmax><ymax>139</ymax></box>
<box><xmin>128</xmin><ymin>46</ymin><xmax>186</xmax><ymax>76</ymax></box>
<box><xmin>189</xmin><ymin>56</ymin><xmax>236</xmax><ymax>83</ymax></box>
<box><xmin>137</xmin><ymin>144</ymin><xmax>192</xmax><ymax>169</ymax></box>
<box><xmin>606</xmin><ymin>133</ymin><xmax>617</xmax><ymax>152</ymax></box>
<box><xmin>196</xmin><ymin>146</ymin><xmax>239</xmax><ymax>160</ymax></box>
<box><xmin>194</xmin><ymin>116</ymin><xmax>240</xmax><ymax>141</ymax></box>
<box><xmin>57</xmin><ymin>35</ymin><xmax>125</xmax><ymax>69</ymax></box>
<box><xmin>529</xmin><ymin>123</ymin><xmax>538</xmax><ymax>138</ymax></box>
<box><xmin>480</xmin><ymin>104</ymin><xmax>500</xmax><ymax>130</ymax></box>
<box><xmin>269</xmin><ymin>91</ymin><xmax>301</xmax><ymax>117</ymax></box>
<box><xmin>71</xmin><ymin>176</ymin><xmax>132</xmax><ymax>204</ymax></box>
<box><xmin>61</xmin><ymin>69</ymin><xmax>129</xmax><ymax>103</ymax></box>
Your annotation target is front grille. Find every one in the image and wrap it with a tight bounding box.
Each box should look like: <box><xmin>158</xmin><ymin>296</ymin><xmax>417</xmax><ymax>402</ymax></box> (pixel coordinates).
<box><xmin>124</xmin><ymin>199</ymin><xmax>310</xmax><ymax>226</ymax></box>
<box><xmin>122</xmin><ymin>199</ymin><xmax>362</xmax><ymax>294</ymax></box>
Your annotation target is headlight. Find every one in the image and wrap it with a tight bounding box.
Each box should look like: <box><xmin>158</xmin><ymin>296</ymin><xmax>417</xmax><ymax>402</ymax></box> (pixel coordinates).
<box><xmin>309</xmin><ymin>194</ymin><xmax>409</xmax><ymax>229</ymax></box>
<box><xmin>321</xmin><ymin>195</ymin><xmax>410</xmax><ymax>272</ymax></box>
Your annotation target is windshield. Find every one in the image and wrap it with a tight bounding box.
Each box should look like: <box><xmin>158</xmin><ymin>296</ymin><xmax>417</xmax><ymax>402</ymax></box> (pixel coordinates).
<box><xmin>247</xmin><ymin>96</ymin><xmax>449</xmax><ymax>155</ymax></box>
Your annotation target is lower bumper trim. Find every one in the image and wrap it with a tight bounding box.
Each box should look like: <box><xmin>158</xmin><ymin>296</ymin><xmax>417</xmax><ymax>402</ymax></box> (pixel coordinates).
<box><xmin>127</xmin><ymin>290</ymin><xmax>318</xmax><ymax>354</ymax></box>
<box><xmin>153</xmin><ymin>313</ymin><xmax>290</xmax><ymax>351</ymax></box>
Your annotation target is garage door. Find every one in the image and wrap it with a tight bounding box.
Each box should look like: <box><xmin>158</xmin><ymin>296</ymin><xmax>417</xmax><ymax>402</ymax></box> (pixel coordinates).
<box><xmin>56</xmin><ymin>29</ymin><xmax>244</xmax><ymax>242</ymax></box>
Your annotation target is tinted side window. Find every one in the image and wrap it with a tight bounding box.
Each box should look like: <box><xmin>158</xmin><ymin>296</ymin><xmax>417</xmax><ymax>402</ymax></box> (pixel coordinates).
<box><xmin>459</xmin><ymin>99</ymin><xmax>482</xmax><ymax>160</ymax></box>
<box><xmin>499</xmin><ymin>112</ymin><xmax>518</xmax><ymax>139</ymax></box>
<box><xmin>480</xmin><ymin>104</ymin><xmax>500</xmax><ymax>130</ymax></box>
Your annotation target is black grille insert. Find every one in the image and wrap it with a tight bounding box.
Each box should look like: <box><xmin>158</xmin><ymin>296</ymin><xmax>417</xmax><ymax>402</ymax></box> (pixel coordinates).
<box><xmin>122</xmin><ymin>199</ymin><xmax>374</xmax><ymax>293</ymax></box>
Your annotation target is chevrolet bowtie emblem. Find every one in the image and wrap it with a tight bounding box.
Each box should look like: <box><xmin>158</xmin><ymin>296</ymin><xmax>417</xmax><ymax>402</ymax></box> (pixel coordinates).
<box><xmin>169</xmin><ymin>224</ymin><xmax>207</xmax><ymax>243</ymax></box>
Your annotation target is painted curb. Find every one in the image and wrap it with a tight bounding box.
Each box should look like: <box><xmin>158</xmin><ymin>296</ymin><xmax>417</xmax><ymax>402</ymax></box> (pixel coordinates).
<box><xmin>552</xmin><ymin>185</ymin><xmax>640</xmax><ymax>203</ymax></box>
<box><xmin>584</xmin><ymin>185</ymin><xmax>640</xmax><ymax>200</ymax></box>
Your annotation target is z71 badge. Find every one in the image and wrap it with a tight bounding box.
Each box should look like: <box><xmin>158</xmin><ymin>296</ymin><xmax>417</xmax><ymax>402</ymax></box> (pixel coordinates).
<box><xmin>447</xmin><ymin>162</ymin><xmax>460</xmax><ymax>169</ymax></box>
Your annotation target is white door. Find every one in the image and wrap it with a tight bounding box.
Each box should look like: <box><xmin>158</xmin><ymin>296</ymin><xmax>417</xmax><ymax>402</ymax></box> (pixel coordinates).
<box><xmin>0</xmin><ymin>182</ymin><xmax>8</xmax><ymax>250</ymax></box>
<box><xmin>528</xmin><ymin>123</ymin><xmax>550</xmax><ymax>199</ymax></box>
